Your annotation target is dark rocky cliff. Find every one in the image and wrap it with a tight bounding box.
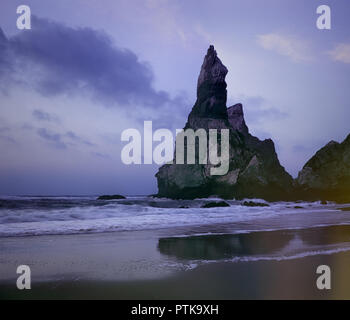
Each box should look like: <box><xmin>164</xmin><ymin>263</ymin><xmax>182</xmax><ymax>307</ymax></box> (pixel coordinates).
<box><xmin>296</xmin><ymin>134</ymin><xmax>350</xmax><ymax>203</ymax></box>
<box><xmin>155</xmin><ymin>45</ymin><xmax>293</xmax><ymax>200</ymax></box>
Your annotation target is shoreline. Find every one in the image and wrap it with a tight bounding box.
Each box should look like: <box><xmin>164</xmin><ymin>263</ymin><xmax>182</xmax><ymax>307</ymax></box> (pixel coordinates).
<box><xmin>1</xmin><ymin>224</ymin><xmax>350</xmax><ymax>299</ymax></box>
<box><xmin>2</xmin><ymin>251</ymin><xmax>350</xmax><ymax>299</ymax></box>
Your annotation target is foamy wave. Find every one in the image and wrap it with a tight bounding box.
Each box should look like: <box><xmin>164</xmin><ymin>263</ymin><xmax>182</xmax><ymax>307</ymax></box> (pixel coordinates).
<box><xmin>0</xmin><ymin>196</ymin><xmax>349</xmax><ymax>237</ymax></box>
<box><xmin>182</xmin><ymin>246</ymin><xmax>350</xmax><ymax>270</ymax></box>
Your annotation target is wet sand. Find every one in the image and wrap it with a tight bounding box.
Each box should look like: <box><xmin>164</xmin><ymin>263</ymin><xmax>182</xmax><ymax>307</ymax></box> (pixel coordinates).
<box><xmin>1</xmin><ymin>225</ymin><xmax>350</xmax><ymax>299</ymax></box>
<box><xmin>2</xmin><ymin>251</ymin><xmax>350</xmax><ymax>299</ymax></box>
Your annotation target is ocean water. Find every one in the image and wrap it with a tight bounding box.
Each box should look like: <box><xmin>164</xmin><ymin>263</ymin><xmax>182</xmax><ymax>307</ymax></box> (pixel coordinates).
<box><xmin>0</xmin><ymin>195</ymin><xmax>349</xmax><ymax>237</ymax></box>
<box><xmin>1</xmin><ymin>196</ymin><xmax>350</xmax><ymax>282</ymax></box>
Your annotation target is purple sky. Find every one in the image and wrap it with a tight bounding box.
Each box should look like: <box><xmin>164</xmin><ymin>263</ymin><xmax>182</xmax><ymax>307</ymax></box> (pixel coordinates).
<box><xmin>0</xmin><ymin>0</ymin><xmax>350</xmax><ymax>195</ymax></box>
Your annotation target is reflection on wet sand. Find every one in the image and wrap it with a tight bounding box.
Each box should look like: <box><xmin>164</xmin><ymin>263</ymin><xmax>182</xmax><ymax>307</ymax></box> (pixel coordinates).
<box><xmin>158</xmin><ymin>225</ymin><xmax>350</xmax><ymax>261</ymax></box>
<box><xmin>158</xmin><ymin>230</ymin><xmax>294</xmax><ymax>260</ymax></box>
<box><xmin>298</xmin><ymin>225</ymin><xmax>350</xmax><ymax>246</ymax></box>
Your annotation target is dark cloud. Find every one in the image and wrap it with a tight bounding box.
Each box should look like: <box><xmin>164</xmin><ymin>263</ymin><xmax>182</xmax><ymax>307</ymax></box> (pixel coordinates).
<box><xmin>32</xmin><ymin>109</ymin><xmax>60</xmax><ymax>123</ymax></box>
<box><xmin>65</xmin><ymin>131</ymin><xmax>94</xmax><ymax>147</ymax></box>
<box><xmin>229</xmin><ymin>95</ymin><xmax>288</xmax><ymax>124</ymax></box>
<box><xmin>0</xmin><ymin>16</ymin><xmax>176</xmax><ymax>108</ymax></box>
<box><xmin>36</xmin><ymin>127</ymin><xmax>95</xmax><ymax>150</ymax></box>
<box><xmin>21</xmin><ymin>123</ymin><xmax>34</xmax><ymax>131</ymax></box>
<box><xmin>91</xmin><ymin>152</ymin><xmax>111</xmax><ymax>159</ymax></box>
<box><xmin>0</xmin><ymin>29</ymin><xmax>12</xmax><ymax>83</ymax></box>
<box><xmin>0</xmin><ymin>126</ymin><xmax>10</xmax><ymax>133</ymax></box>
<box><xmin>0</xmin><ymin>126</ymin><xmax>16</xmax><ymax>144</ymax></box>
<box><xmin>37</xmin><ymin>128</ymin><xmax>67</xmax><ymax>149</ymax></box>
<box><xmin>247</xmin><ymin>107</ymin><xmax>287</xmax><ymax>123</ymax></box>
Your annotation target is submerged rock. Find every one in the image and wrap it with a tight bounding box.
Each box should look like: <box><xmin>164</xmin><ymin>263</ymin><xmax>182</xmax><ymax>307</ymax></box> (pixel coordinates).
<box><xmin>156</xmin><ymin>45</ymin><xmax>293</xmax><ymax>201</ymax></box>
<box><xmin>297</xmin><ymin>134</ymin><xmax>350</xmax><ymax>203</ymax></box>
<box><xmin>97</xmin><ymin>194</ymin><xmax>126</xmax><ymax>200</ymax></box>
<box><xmin>201</xmin><ymin>201</ymin><xmax>230</xmax><ymax>208</ymax></box>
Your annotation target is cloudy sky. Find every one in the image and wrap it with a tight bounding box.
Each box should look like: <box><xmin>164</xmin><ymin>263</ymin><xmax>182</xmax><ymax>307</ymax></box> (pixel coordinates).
<box><xmin>0</xmin><ymin>0</ymin><xmax>349</xmax><ymax>195</ymax></box>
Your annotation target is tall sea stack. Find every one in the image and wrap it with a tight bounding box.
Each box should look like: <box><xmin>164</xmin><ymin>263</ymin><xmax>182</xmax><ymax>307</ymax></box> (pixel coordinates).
<box><xmin>156</xmin><ymin>45</ymin><xmax>293</xmax><ymax>200</ymax></box>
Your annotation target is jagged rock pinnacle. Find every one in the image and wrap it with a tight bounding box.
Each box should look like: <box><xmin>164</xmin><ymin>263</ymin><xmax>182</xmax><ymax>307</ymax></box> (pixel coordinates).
<box><xmin>197</xmin><ymin>45</ymin><xmax>228</xmax><ymax>88</ymax></box>
<box><xmin>189</xmin><ymin>45</ymin><xmax>228</xmax><ymax>119</ymax></box>
<box><xmin>156</xmin><ymin>46</ymin><xmax>294</xmax><ymax>201</ymax></box>
<box><xmin>227</xmin><ymin>103</ymin><xmax>249</xmax><ymax>135</ymax></box>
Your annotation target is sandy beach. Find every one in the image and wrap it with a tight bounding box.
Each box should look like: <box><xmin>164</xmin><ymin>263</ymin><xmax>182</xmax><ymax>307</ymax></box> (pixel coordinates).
<box><xmin>1</xmin><ymin>224</ymin><xmax>350</xmax><ymax>299</ymax></box>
